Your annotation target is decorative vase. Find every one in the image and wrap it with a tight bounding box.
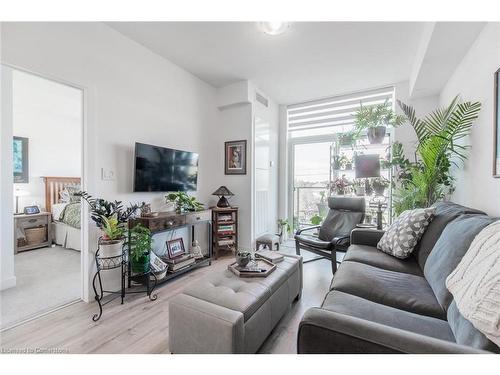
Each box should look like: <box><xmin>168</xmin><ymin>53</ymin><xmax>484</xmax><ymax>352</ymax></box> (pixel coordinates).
<box><xmin>99</xmin><ymin>238</ymin><xmax>124</xmax><ymax>258</ymax></box>
<box><xmin>367</xmin><ymin>126</ymin><xmax>386</xmax><ymax>144</ymax></box>
<box><xmin>131</xmin><ymin>253</ymin><xmax>150</xmax><ymax>273</ymax></box>
<box><xmin>235</xmin><ymin>251</ymin><xmax>251</xmax><ymax>267</ymax></box>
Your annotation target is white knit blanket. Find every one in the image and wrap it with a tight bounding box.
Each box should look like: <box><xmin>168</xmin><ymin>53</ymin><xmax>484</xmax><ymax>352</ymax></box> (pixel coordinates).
<box><xmin>446</xmin><ymin>220</ymin><xmax>500</xmax><ymax>347</ymax></box>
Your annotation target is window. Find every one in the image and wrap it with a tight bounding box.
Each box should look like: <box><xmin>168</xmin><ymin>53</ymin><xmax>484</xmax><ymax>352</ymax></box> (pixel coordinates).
<box><xmin>287</xmin><ymin>87</ymin><xmax>395</xmax><ymax>229</ymax></box>
<box><xmin>287</xmin><ymin>87</ymin><xmax>395</xmax><ymax>137</ymax></box>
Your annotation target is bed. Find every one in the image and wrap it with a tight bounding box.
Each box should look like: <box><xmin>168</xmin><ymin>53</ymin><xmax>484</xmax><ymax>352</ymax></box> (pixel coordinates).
<box><xmin>44</xmin><ymin>176</ymin><xmax>82</xmax><ymax>252</ymax></box>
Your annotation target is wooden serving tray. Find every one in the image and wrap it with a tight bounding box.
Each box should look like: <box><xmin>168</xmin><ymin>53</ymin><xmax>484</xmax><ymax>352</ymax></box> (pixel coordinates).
<box><xmin>228</xmin><ymin>258</ymin><xmax>276</xmax><ymax>278</ymax></box>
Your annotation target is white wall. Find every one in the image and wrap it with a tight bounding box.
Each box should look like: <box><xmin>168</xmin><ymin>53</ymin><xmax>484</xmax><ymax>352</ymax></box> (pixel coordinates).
<box><xmin>439</xmin><ymin>22</ymin><xmax>500</xmax><ymax>216</ymax></box>
<box><xmin>12</xmin><ymin>69</ymin><xmax>82</xmax><ymax>211</ymax></box>
<box><xmin>1</xmin><ymin>22</ymin><xmax>220</xmax><ymax>298</ymax></box>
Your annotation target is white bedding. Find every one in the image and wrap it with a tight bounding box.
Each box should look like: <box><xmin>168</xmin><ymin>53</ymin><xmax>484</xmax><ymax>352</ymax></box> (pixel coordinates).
<box><xmin>52</xmin><ymin>221</ymin><xmax>81</xmax><ymax>252</ymax></box>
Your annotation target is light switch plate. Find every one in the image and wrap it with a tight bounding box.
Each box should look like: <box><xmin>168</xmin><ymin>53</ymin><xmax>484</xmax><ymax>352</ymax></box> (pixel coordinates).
<box><xmin>101</xmin><ymin>168</ymin><xmax>115</xmax><ymax>181</ymax></box>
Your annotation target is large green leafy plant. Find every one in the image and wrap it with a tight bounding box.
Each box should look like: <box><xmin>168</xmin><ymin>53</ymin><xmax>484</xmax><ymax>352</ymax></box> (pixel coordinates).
<box><xmin>353</xmin><ymin>100</ymin><xmax>405</xmax><ymax>134</ymax></box>
<box><xmin>391</xmin><ymin>96</ymin><xmax>481</xmax><ymax>216</ymax></box>
<box><xmin>165</xmin><ymin>192</ymin><xmax>204</xmax><ymax>213</ymax></box>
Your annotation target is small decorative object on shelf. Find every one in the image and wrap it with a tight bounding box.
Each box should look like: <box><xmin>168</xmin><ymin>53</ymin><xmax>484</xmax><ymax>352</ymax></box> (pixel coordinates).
<box><xmin>212</xmin><ymin>207</ymin><xmax>238</xmax><ymax>259</ymax></box>
<box><xmin>228</xmin><ymin>257</ymin><xmax>276</xmax><ymax>278</ymax></box>
<box><xmin>235</xmin><ymin>249</ymin><xmax>251</xmax><ymax>267</ymax></box>
<box><xmin>167</xmin><ymin>238</ymin><xmax>185</xmax><ymax>259</ymax></box>
<box><xmin>212</xmin><ymin>185</ymin><xmax>234</xmax><ymax>208</ymax></box>
<box><xmin>190</xmin><ymin>240</ymin><xmax>203</xmax><ymax>259</ymax></box>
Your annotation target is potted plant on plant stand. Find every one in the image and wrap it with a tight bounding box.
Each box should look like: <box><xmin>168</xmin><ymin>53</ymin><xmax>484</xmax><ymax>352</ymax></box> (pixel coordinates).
<box><xmin>353</xmin><ymin>100</ymin><xmax>405</xmax><ymax>144</ymax></box>
<box><xmin>129</xmin><ymin>224</ymin><xmax>153</xmax><ymax>274</ymax></box>
<box><xmin>353</xmin><ymin>179</ymin><xmax>365</xmax><ymax>196</ymax></box>
<box><xmin>372</xmin><ymin>177</ymin><xmax>390</xmax><ymax>196</ymax></box>
<box><xmin>331</xmin><ymin>175</ymin><xmax>350</xmax><ymax>195</ymax></box>
<box><xmin>77</xmin><ymin>192</ymin><xmax>141</xmax><ymax>258</ymax></box>
<box><xmin>165</xmin><ymin>192</ymin><xmax>204</xmax><ymax>213</ymax></box>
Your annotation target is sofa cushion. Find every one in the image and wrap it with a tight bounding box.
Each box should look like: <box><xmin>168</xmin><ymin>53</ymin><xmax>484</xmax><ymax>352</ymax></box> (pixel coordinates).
<box><xmin>414</xmin><ymin>201</ymin><xmax>485</xmax><ymax>269</ymax></box>
<box><xmin>343</xmin><ymin>244</ymin><xmax>423</xmax><ymax>276</ymax></box>
<box><xmin>330</xmin><ymin>261</ymin><xmax>446</xmax><ymax>319</ymax></box>
<box><xmin>447</xmin><ymin>301</ymin><xmax>500</xmax><ymax>353</ymax></box>
<box><xmin>322</xmin><ymin>290</ymin><xmax>455</xmax><ymax>342</ymax></box>
<box><xmin>377</xmin><ymin>207</ymin><xmax>435</xmax><ymax>259</ymax></box>
<box><xmin>424</xmin><ymin>214</ymin><xmax>496</xmax><ymax>310</ymax></box>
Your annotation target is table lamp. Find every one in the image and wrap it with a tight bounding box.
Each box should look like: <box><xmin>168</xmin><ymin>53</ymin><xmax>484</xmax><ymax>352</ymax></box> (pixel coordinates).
<box><xmin>14</xmin><ymin>189</ymin><xmax>30</xmax><ymax>215</ymax></box>
<box><xmin>212</xmin><ymin>186</ymin><xmax>234</xmax><ymax>208</ymax></box>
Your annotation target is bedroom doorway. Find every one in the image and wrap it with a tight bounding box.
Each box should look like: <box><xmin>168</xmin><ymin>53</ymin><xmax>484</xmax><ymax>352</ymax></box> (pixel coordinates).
<box><xmin>0</xmin><ymin>67</ymin><xmax>84</xmax><ymax>330</ymax></box>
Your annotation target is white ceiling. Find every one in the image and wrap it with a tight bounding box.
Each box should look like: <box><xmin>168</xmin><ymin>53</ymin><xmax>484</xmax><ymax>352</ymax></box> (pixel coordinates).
<box><xmin>107</xmin><ymin>22</ymin><xmax>483</xmax><ymax>105</ymax></box>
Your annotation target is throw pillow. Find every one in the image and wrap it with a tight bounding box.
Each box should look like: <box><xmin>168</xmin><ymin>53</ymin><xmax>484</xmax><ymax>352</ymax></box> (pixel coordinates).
<box><xmin>377</xmin><ymin>207</ymin><xmax>435</xmax><ymax>259</ymax></box>
<box><xmin>446</xmin><ymin>220</ymin><xmax>500</xmax><ymax>347</ymax></box>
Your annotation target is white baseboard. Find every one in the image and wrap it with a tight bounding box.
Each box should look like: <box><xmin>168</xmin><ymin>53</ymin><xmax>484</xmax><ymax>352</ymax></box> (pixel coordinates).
<box><xmin>0</xmin><ymin>276</ymin><xmax>17</xmax><ymax>291</ymax></box>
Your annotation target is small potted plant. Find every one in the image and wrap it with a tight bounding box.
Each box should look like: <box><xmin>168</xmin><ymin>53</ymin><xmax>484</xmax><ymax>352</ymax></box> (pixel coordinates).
<box><xmin>129</xmin><ymin>224</ymin><xmax>152</xmax><ymax>274</ymax></box>
<box><xmin>338</xmin><ymin>131</ymin><xmax>357</xmax><ymax>148</ymax></box>
<box><xmin>277</xmin><ymin>218</ymin><xmax>292</xmax><ymax>244</ymax></box>
<box><xmin>234</xmin><ymin>249</ymin><xmax>251</xmax><ymax>268</ymax></box>
<box><xmin>353</xmin><ymin>100</ymin><xmax>405</xmax><ymax>144</ymax></box>
<box><xmin>77</xmin><ymin>192</ymin><xmax>141</xmax><ymax>258</ymax></box>
<box><xmin>372</xmin><ymin>177</ymin><xmax>390</xmax><ymax>196</ymax></box>
<box><xmin>338</xmin><ymin>154</ymin><xmax>350</xmax><ymax>170</ymax></box>
<box><xmin>353</xmin><ymin>179</ymin><xmax>365</xmax><ymax>196</ymax></box>
<box><xmin>165</xmin><ymin>192</ymin><xmax>204</xmax><ymax>213</ymax></box>
<box><xmin>331</xmin><ymin>175</ymin><xmax>350</xmax><ymax>195</ymax></box>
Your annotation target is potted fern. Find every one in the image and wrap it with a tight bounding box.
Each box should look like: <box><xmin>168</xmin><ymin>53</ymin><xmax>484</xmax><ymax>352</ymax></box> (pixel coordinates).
<box><xmin>77</xmin><ymin>192</ymin><xmax>141</xmax><ymax>258</ymax></box>
<box><xmin>354</xmin><ymin>100</ymin><xmax>405</xmax><ymax>144</ymax></box>
<box><xmin>129</xmin><ymin>224</ymin><xmax>152</xmax><ymax>274</ymax></box>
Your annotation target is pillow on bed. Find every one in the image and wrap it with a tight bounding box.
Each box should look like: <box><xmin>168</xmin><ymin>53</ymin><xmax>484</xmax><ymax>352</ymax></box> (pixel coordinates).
<box><xmin>59</xmin><ymin>185</ymin><xmax>81</xmax><ymax>203</ymax></box>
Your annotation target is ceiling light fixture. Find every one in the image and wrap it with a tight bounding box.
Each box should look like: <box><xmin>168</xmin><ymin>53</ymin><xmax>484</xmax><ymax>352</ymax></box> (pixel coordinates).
<box><xmin>257</xmin><ymin>22</ymin><xmax>290</xmax><ymax>36</ymax></box>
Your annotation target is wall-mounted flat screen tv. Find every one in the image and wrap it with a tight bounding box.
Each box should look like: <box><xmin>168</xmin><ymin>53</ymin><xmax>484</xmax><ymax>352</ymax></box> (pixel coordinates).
<box><xmin>133</xmin><ymin>142</ymin><xmax>199</xmax><ymax>192</ymax></box>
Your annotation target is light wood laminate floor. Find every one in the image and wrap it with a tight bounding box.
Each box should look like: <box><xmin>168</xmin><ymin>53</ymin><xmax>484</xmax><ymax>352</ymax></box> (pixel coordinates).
<box><xmin>0</xmin><ymin>246</ymin><xmax>333</xmax><ymax>354</ymax></box>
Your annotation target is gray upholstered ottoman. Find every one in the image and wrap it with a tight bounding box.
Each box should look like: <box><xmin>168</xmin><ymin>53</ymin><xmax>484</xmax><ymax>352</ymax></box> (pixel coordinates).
<box><xmin>169</xmin><ymin>254</ymin><xmax>302</xmax><ymax>353</ymax></box>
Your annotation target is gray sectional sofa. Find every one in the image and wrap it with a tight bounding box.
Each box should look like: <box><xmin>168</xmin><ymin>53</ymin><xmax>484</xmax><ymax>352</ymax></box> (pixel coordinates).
<box><xmin>298</xmin><ymin>201</ymin><xmax>500</xmax><ymax>354</ymax></box>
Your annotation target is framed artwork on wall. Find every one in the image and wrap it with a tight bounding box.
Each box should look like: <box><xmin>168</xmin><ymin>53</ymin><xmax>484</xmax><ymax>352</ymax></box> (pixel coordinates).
<box><xmin>13</xmin><ymin>136</ymin><xmax>29</xmax><ymax>183</ymax></box>
<box><xmin>494</xmin><ymin>68</ymin><xmax>500</xmax><ymax>178</ymax></box>
<box><xmin>225</xmin><ymin>140</ymin><xmax>247</xmax><ymax>175</ymax></box>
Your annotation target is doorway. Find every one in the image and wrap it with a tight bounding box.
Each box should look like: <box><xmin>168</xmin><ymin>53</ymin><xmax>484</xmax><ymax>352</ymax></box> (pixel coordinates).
<box><xmin>0</xmin><ymin>67</ymin><xmax>84</xmax><ymax>329</ymax></box>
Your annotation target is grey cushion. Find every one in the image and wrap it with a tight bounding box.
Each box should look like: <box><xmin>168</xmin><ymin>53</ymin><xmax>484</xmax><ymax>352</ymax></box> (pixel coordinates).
<box><xmin>424</xmin><ymin>214</ymin><xmax>497</xmax><ymax>310</ymax></box>
<box><xmin>319</xmin><ymin>210</ymin><xmax>363</xmax><ymax>241</ymax></box>
<box><xmin>447</xmin><ymin>301</ymin><xmax>500</xmax><ymax>353</ymax></box>
<box><xmin>343</xmin><ymin>244</ymin><xmax>423</xmax><ymax>276</ymax></box>
<box><xmin>377</xmin><ymin>207</ymin><xmax>435</xmax><ymax>259</ymax></box>
<box><xmin>414</xmin><ymin>201</ymin><xmax>485</xmax><ymax>269</ymax></box>
<box><xmin>330</xmin><ymin>261</ymin><xmax>446</xmax><ymax>319</ymax></box>
<box><xmin>322</xmin><ymin>290</ymin><xmax>455</xmax><ymax>342</ymax></box>
<box><xmin>295</xmin><ymin>234</ymin><xmax>333</xmax><ymax>250</ymax></box>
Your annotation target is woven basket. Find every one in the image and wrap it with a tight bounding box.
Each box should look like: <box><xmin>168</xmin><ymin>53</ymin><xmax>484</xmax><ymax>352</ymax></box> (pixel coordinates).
<box><xmin>25</xmin><ymin>226</ymin><xmax>46</xmax><ymax>245</ymax></box>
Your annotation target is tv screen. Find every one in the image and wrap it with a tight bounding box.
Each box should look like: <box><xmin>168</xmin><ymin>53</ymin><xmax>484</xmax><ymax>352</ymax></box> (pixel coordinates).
<box><xmin>133</xmin><ymin>142</ymin><xmax>199</xmax><ymax>192</ymax></box>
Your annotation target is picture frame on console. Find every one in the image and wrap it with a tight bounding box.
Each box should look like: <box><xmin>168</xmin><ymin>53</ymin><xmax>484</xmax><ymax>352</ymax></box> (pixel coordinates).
<box><xmin>225</xmin><ymin>140</ymin><xmax>247</xmax><ymax>175</ymax></box>
<box><xmin>167</xmin><ymin>238</ymin><xmax>185</xmax><ymax>259</ymax></box>
<box><xmin>494</xmin><ymin>67</ymin><xmax>500</xmax><ymax>177</ymax></box>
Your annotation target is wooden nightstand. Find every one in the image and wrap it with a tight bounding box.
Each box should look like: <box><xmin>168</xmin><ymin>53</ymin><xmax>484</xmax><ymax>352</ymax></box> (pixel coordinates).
<box><xmin>14</xmin><ymin>212</ymin><xmax>52</xmax><ymax>254</ymax></box>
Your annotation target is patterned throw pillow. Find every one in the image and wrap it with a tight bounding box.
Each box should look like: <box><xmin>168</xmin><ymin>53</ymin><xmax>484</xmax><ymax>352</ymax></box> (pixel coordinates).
<box><xmin>377</xmin><ymin>207</ymin><xmax>436</xmax><ymax>259</ymax></box>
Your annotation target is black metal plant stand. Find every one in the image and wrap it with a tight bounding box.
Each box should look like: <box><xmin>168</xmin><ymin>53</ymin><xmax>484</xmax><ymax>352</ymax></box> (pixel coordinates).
<box><xmin>92</xmin><ymin>237</ymin><xmax>157</xmax><ymax>322</ymax></box>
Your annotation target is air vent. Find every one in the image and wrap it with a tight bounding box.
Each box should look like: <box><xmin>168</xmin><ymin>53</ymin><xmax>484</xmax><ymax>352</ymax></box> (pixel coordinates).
<box><xmin>255</xmin><ymin>92</ymin><xmax>269</xmax><ymax>107</ymax></box>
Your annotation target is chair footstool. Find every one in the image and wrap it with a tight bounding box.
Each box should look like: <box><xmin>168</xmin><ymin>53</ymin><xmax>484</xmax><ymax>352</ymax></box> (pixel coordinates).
<box><xmin>255</xmin><ymin>234</ymin><xmax>280</xmax><ymax>251</ymax></box>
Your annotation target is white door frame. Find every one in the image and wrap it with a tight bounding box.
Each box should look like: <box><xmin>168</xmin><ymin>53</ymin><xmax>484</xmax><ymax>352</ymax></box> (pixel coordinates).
<box><xmin>1</xmin><ymin>63</ymin><xmax>91</xmax><ymax>302</ymax></box>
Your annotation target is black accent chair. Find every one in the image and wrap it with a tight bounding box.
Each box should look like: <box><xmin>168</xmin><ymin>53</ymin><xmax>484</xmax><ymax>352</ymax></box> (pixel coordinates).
<box><xmin>295</xmin><ymin>196</ymin><xmax>365</xmax><ymax>274</ymax></box>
